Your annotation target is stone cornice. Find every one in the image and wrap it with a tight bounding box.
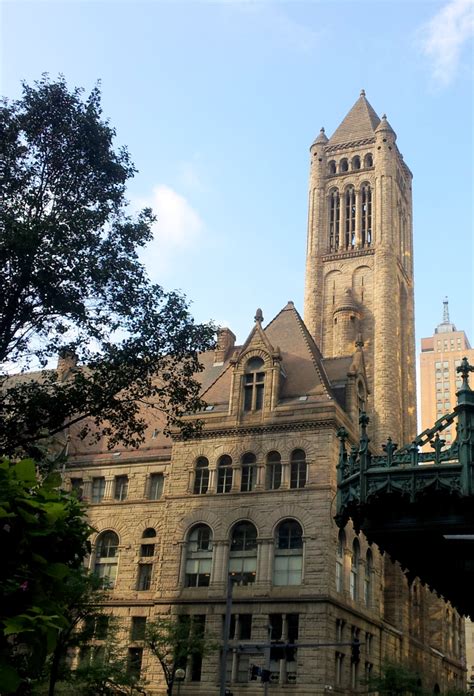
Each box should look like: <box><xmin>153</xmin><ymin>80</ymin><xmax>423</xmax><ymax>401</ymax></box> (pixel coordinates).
<box><xmin>322</xmin><ymin>248</ymin><xmax>375</xmax><ymax>263</ymax></box>
<box><xmin>174</xmin><ymin>418</ymin><xmax>338</xmax><ymax>442</ymax></box>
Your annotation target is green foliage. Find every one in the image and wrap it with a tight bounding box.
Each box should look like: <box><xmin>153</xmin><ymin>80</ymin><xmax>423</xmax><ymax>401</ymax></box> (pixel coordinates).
<box><xmin>145</xmin><ymin>615</ymin><xmax>217</xmax><ymax>696</ymax></box>
<box><xmin>0</xmin><ymin>75</ymin><xmax>215</xmax><ymax>459</ymax></box>
<box><xmin>364</xmin><ymin>662</ymin><xmax>424</xmax><ymax>695</ymax></box>
<box><xmin>0</xmin><ymin>458</ymin><xmax>92</xmax><ymax>692</ymax></box>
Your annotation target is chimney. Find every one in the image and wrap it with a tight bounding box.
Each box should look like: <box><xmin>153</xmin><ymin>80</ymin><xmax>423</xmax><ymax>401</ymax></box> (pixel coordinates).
<box><xmin>57</xmin><ymin>350</ymin><xmax>78</xmax><ymax>380</ymax></box>
<box><xmin>214</xmin><ymin>328</ymin><xmax>236</xmax><ymax>366</ymax></box>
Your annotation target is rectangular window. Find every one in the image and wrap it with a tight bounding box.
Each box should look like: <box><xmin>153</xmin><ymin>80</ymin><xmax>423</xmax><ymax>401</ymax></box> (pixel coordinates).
<box><xmin>140</xmin><ymin>544</ymin><xmax>155</xmax><ymax>557</ymax></box>
<box><xmin>335</xmin><ymin>652</ymin><xmax>344</xmax><ymax>685</ymax></box>
<box><xmin>91</xmin><ymin>477</ymin><xmax>105</xmax><ymax>503</ymax></box>
<box><xmin>131</xmin><ymin>617</ymin><xmax>147</xmax><ymax>641</ymax></box>
<box><xmin>114</xmin><ymin>475</ymin><xmax>128</xmax><ymax>501</ymax></box>
<box><xmin>290</xmin><ymin>462</ymin><xmax>307</xmax><ymax>489</ymax></box>
<box><xmin>273</xmin><ymin>555</ymin><xmax>302</xmax><ymax>586</ymax></box>
<box><xmin>185</xmin><ymin>559</ymin><xmax>211</xmax><ymax>587</ymax></box>
<box><xmin>127</xmin><ymin>648</ymin><xmax>143</xmax><ymax>679</ymax></box>
<box><xmin>148</xmin><ymin>473</ymin><xmax>164</xmax><ymax>500</ymax></box>
<box><xmin>136</xmin><ymin>564</ymin><xmax>152</xmax><ymax>591</ymax></box>
<box><xmin>70</xmin><ymin>477</ymin><xmax>83</xmax><ymax>498</ymax></box>
<box><xmin>241</xmin><ymin>465</ymin><xmax>256</xmax><ymax>492</ymax></box>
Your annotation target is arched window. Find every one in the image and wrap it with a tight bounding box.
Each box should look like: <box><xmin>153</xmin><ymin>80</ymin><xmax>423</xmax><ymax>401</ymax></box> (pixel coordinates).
<box><xmin>361</xmin><ymin>184</ymin><xmax>372</xmax><ymax>247</ymax></box>
<box><xmin>216</xmin><ymin>455</ymin><xmax>233</xmax><ymax>494</ymax></box>
<box><xmin>328</xmin><ymin>160</ymin><xmax>336</xmax><ymax>175</ymax></box>
<box><xmin>241</xmin><ymin>452</ymin><xmax>257</xmax><ymax>492</ymax></box>
<box><xmin>364</xmin><ymin>153</ymin><xmax>373</xmax><ymax>168</ymax></box>
<box><xmin>94</xmin><ymin>531</ymin><xmax>119</xmax><ymax>588</ymax></box>
<box><xmin>344</xmin><ymin>186</ymin><xmax>356</xmax><ymax>249</ymax></box>
<box><xmin>274</xmin><ymin>520</ymin><xmax>303</xmax><ymax>586</ymax></box>
<box><xmin>140</xmin><ymin>528</ymin><xmax>156</xmax><ymax>557</ymax></box>
<box><xmin>243</xmin><ymin>357</ymin><xmax>265</xmax><ymax>412</ymax></box>
<box><xmin>336</xmin><ymin>529</ymin><xmax>345</xmax><ymax>592</ymax></box>
<box><xmin>350</xmin><ymin>538</ymin><xmax>360</xmax><ymax>601</ymax></box>
<box><xmin>352</xmin><ymin>155</ymin><xmax>361</xmax><ymax>170</ymax></box>
<box><xmin>266</xmin><ymin>450</ymin><xmax>282</xmax><ymax>490</ymax></box>
<box><xmin>290</xmin><ymin>449</ymin><xmax>307</xmax><ymax>489</ymax></box>
<box><xmin>364</xmin><ymin>548</ymin><xmax>373</xmax><ymax>606</ymax></box>
<box><xmin>340</xmin><ymin>158</ymin><xmax>348</xmax><ymax>173</ymax></box>
<box><xmin>185</xmin><ymin>524</ymin><xmax>213</xmax><ymax>587</ymax></box>
<box><xmin>193</xmin><ymin>456</ymin><xmax>209</xmax><ymax>495</ymax></box>
<box><xmin>329</xmin><ymin>189</ymin><xmax>340</xmax><ymax>252</ymax></box>
<box><xmin>137</xmin><ymin>528</ymin><xmax>155</xmax><ymax>591</ymax></box>
<box><xmin>229</xmin><ymin>522</ymin><xmax>257</xmax><ymax>585</ymax></box>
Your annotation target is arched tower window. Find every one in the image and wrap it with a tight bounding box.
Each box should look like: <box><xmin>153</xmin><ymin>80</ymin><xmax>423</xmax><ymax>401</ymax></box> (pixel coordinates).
<box><xmin>329</xmin><ymin>189</ymin><xmax>340</xmax><ymax>252</ymax></box>
<box><xmin>344</xmin><ymin>186</ymin><xmax>356</xmax><ymax>250</ymax></box>
<box><xmin>243</xmin><ymin>357</ymin><xmax>265</xmax><ymax>412</ymax></box>
<box><xmin>273</xmin><ymin>519</ymin><xmax>303</xmax><ymax>586</ymax></box>
<box><xmin>94</xmin><ymin>531</ymin><xmax>119</xmax><ymax>588</ymax></box>
<box><xmin>229</xmin><ymin>522</ymin><xmax>257</xmax><ymax>585</ymax></box>
<box><xmin>241</xmin><ymin>452</ymin><xmax>257</xmax><ymax>492</ymax></box>
<box><xmin>328</xmin><ymin>160</ymin><xmax>336</xmax><ymax>175</ymax></box>
<box><xmin>364</xmin><ymin>548</ymin><xmax>373</xmax><ymax>606</ymax></box>
<box><xmin>340</xmin><ymin>158</ymin><xmax>348</xmax><ymax>173</ymax></box>
<box><xmin>290</xmin><ymin>449</ymin><xmax>307</xmax><ymax>489</ymax></box>
<box><xmin>336</xmin><ymin>529</ymin><xmax>345</xmax><ymax>592</ymax></box>
<box><xmin>216</xmin><ymin>455</ymin><xmax>233</xmax><ymax>494</ymax></box>
<box><xmin>185</xmin><ymin>524</ymin><xmax>213</xmax><ymax>587</ymax></box>
<box><xmin>350</xmin><ymin>538</ymin><xmax>360</xmax><ymax>601</ymax></box>
<box><xmin>364</xmin><ymin>153</ymin><xmax>373</xmax><ymax>168</ymax></box>
<box><xmin>361</xmin><ymin>184</ymin><xmax>372</xmax><ymax>247</ymax></box>
<box><xmin>266</xmin><ymin>450</ymin><xmax>282</xmax><ymax>490</ymax></box>
<box><xmin>193</xmin><ymin>456</ymin><xmax>209</xmax><ymax>495</ymax></box>
<box><xmin>352</xmin><ymin>155</ymin><xmax>361</xmax><ymax>170</ymax></box>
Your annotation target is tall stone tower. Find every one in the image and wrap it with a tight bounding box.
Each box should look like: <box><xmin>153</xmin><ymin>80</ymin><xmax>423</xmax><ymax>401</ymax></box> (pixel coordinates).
<box><xmin>304</xmin><ymin>91</ymin><xmax>416</xmax><ymax>448</ymax></box>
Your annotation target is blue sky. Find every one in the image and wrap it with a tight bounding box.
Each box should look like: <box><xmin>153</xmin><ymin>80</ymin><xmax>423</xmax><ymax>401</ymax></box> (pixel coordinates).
<box><xmin>2</xmin><ymin>0</ymin><xmax>473</xmax><ymax>354</ymax></box>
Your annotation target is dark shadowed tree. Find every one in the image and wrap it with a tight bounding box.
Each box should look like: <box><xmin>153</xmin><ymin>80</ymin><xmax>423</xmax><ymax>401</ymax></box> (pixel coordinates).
<box><xmin>0</xmin><ymin>75</ymin><xmax>215</xmax><ymax>459</ymax></box>
<box><xmin>145</xmin><ymin>615</ymin><xmax>217</xmax><ymax>696</ymax></box>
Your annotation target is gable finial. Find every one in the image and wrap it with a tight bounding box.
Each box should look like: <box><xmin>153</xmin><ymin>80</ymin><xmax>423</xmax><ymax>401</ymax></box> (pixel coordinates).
<box><xmin>360</xmin><ymin>89</ymin><xmax>366</xmax><ymax>97</ymax></box>
<box><xmin>254</xmin><ymin>308</ymin><xmax>264</xmax><ymax>324</ymax></box>
<box><xmin>355</xmin><ymin>332</ymin><xmax>364</xmax><ymax>349</ymax></box>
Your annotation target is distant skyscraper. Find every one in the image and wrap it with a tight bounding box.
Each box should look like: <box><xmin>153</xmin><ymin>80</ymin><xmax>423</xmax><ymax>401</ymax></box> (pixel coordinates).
<box><xmin>419</xmin><ymin>298</ymin><xmax>474</xmax><ymax>448</ymax></box>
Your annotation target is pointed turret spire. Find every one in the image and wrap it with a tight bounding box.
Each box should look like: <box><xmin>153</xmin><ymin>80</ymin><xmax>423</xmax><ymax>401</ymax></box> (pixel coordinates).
<box><xmin>313</xmin><ymin>127</ymin><xmax>328</xmax><ymax>146</ymax></box>
<box><xmin>443</xmin><ymin>297</ymin><xmax>450</xmax><ymax>324</ymax></box>
<box><xmin>375</xmin><ymin>113</ymin><xmax>396</xmax><ymax>140</ymax></box>
<box><xmin>435</xmin><ymin>297</ymin><xmax>456</xmax><ymax>333</ymax></box>
<box><xmin>254</xmin><ymin>308</ymin><xmax>264</xmax><ymax>324</ymax></box>
<box><xmin>328</xmin><ymin>92</ymin><xmax>381</xmax><ymax>145</ymax></box>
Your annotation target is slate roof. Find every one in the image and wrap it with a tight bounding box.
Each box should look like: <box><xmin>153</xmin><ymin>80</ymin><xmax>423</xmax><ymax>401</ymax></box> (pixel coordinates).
<box><xmin>328</xmin><ymin>91</ymin><xmax>381</xmax><ymax>146</ymax></box>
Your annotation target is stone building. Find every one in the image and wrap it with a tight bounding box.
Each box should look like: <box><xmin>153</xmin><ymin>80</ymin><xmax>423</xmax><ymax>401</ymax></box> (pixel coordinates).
<box><xmin>66</xmin><ymin>93</ymin><xmax>465</xmax><ymax>694</ymax></box>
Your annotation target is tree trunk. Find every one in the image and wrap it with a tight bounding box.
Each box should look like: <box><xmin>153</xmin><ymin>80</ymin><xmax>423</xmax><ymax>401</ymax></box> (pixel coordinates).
<box><xmin>48</xmin><ymin>645</ymin><xmax>62</xmax><ymax>696</ymax></box>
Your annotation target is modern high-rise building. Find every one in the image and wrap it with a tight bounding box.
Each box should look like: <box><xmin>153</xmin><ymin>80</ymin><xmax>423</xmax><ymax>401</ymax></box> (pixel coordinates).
<box><xmin>420</xmin><ymin>299</ymin><xmax>474</xmax><ymax>449</ymax></box>
<box><xmin>65</xmin><ymin>94</ymin><xmax>465</xmax><ymax>695</ymax></box>
<box><xmin>419</xmin><ymin>301</ymin><xmax>474</xmax><ymax>689</ymax></box>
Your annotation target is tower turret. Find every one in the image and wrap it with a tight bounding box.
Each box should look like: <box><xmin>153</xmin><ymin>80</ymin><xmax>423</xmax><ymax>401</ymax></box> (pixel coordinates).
<box><xmin>303</xmin><ymin>93</ymin><xmax>416</xmax><ymax>448</ymax></box>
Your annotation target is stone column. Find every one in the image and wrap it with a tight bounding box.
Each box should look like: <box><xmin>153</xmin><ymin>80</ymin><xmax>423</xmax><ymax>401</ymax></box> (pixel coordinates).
<box><xmin>178</xmin><ymin>542</ymin><xmax>187</xmax><ymax>587</ymax></box>
<box><xmin>231</xmin><ymin>649</ymin><xmax>238</xmax><ymax>683</ymax></box>
<box><xmin>281</xmin><ymin>460</ymin><xmax>290</xmax><ymax>489</ymax></box>
<box><xmin>212</xmin><ymin>541</ymin><xmax>229</xmax><ymax>584</ymax></box>
<box><xmin>257</xmin><ymin>539</ymin><xmax>274</xmax><ymax>584</ymax></box>
<box><xmin>231</xmin><ymin>466</ymin><xmax>241</xmax><ymax>493</ymax></box>
<box><xmin>104</xmin><ymin>475</ymin><xmax>115</xmax><ymax>501</ymax></box>
<box><xmin>355</xmin><ymin>188</ymin><xmax>362</xmax><ymax>248</ymax></box>
<box><xmin>81</xmin><ymin>476</ymin><xmax>91</xmax><ymax>501</ymax></box>
<box><xmin>207</xmin><ymin>468</ymin><xmax>216</xmax><ymax>493</ymax></box>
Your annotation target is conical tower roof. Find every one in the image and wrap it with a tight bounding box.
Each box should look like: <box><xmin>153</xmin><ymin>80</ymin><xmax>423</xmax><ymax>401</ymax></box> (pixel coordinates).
<box><xmin>328</xmin><ymin>90</ymin><xmax>380</xmax><ymax>146</ymax></box>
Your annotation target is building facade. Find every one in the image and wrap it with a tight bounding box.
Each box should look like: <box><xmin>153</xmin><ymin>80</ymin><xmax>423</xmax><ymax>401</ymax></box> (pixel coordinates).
<box><xmin>420</xmin><ymin>299</ymin><xmax>474</xmax><ymax>449</ymax></box>
<box><xmin>419</xmin><ymin>302</ymin><xmax>474</xmax><ymax>689</ymax></box>
<box><xmin>66</xmin><ymin>94</ymin><xmax>465</xmax><ymax>694</ymax></box>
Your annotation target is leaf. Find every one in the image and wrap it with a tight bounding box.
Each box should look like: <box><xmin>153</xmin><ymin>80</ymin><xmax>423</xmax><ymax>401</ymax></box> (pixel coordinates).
<box><xmin>15</xmin><ymin>459</ymin><xmax>36</xmax><ymax>483</ymax></box>
<box><xmin>44</xmin><ymin>562</ymin><xmax>69</xmax><ymax>579</ymax></box>
<box><xmin>0</xmin><ymin>662</ymin><xmax>21</xmax><ymax>693</ymax></box>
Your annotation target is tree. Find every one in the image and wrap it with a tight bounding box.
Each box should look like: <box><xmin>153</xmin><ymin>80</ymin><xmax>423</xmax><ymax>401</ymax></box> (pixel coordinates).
<box><xmin>0</xmin><ymin>458</ymin><xmax>92</xmax><ymax>693</ymax></box>
<box><xmin>145</xmin><ymin>615</ymin><xmax>217</xmax><ymax>696</ymax></box>
<box><xmin>0</xmin><ymin>75</ymin><xmax>215</xmax><ymax>460</ymax></box>
<box><xmin>365</xmin><ymin>662</ymin><xmax>424</xmax><ymax>695</ymax></box>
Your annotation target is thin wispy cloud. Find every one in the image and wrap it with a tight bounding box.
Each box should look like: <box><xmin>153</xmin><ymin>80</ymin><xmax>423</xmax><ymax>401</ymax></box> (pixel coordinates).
<box><xmin>133</xmin><ymin>185</ymin><xmax>204</xmax><ymax>281</ymax></box>
<box><xmin>418</xmin><ymin>0</ymin><xmax>474</xmax><ymax>87</ymax></box>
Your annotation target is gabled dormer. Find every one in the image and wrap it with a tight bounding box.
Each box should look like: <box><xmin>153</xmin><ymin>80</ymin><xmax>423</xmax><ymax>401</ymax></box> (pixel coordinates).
<box><xmin>228</xmin><ymin>308</ymin><xmax>283</xmax><ymax>419</ymax></box>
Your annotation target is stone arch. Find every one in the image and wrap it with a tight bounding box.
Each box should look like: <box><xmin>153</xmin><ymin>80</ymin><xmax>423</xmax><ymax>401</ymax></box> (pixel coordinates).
<box><xmin>90</xmin><ymin>516</ymin><xmax>130</xmax><ymax>545</ymax></box>
<box><xmin>265</xmin><ymin>504</ymin><xmax>314</xmax><ymax>538</ymax></box>
<box><xmin>176</xmin><ymin>508</ymin><xmax>222</xmax><ymax>538</ymax></box>
<box><xmin>237</xmin><ymin>348</ymin><xmax>272</xmax><ymax>371</ymax></box>
<box><xmin>352</xmin><ymin>264</ymin><xmax>373</xmax><ymax>306</ymax></box>
<box><xmin>222</xmin><ymin>511</ymin><xmax>262</xmax><ymax>538</ymax></box>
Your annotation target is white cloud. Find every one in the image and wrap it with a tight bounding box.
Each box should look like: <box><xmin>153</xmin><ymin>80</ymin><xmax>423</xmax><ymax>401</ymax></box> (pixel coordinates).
<box><xmin>134</xmin><ymin>185</ymin><xmax>204</xmax><ymax>280</ymax></box>
<box><xmin>419</xmin><ymin>0</ymin><xmax>474</xmax><ymax>87</ymax></box>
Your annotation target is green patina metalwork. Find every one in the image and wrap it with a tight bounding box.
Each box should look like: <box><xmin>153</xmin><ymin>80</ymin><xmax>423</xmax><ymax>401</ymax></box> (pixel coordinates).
<box><xmin>336</xmin><ymin>357</ymin><xmax>474</xmax><ymax>616</ymax></box>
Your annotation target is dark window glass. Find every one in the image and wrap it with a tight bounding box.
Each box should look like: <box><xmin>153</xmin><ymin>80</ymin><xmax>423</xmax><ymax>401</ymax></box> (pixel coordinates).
<box><xmin>266</xmin><ymin>451</ymin><xmax>282</xmax><ymax>489</ymax></box>
<box><xmin>290</xmin><ymin>450</ymin><xmax>307</xmax><ymax>489</ymax></box>
<box><xmin>71</xmin><ymin>478</ymin><xmax>83</xmax><ymax>498</ymax></box>
<box><xmin>131</xmin><ymin>616</ymin><xmax>146</xmax><ymax>641</ymax></box>
<box><xmin>231</xmin><ymin>522</ymin><xmax>257</xmax><ymax>551</ymax></box>
<box><xmin>142</xmin><ymin>527</ymin><xmax>156</xmax><ymax>538</ymax></box>
<box><xmin>193</xmin><ymin>457</ymin><xmax>209</xmax><ymax>494</ymax></box>
<box><xmin>91</xmin><ymin>477</ymin><xmax>105</xmax><ymax>503</ymax></box>
<box><xmin>217</xmin><ymin>455</ymin><xmax>233</xmax><ymax>493</ymax></box>
<box><xmin>149</xmin><ymin>473</ymin><xmax>164</xmax><ymax>500</ymax></box>
<box><xmin>136</xmin><ymin>564</ymin><xmax>152</xmax><ymax>591</ymax></box>
<box><xmin>114</xmin><ymin>475</ymin><xmax>128</xmax><ymax>501</ymax></box>
<box><xmin>140</xmin><ymin>544</ymin><xmax>155</xmax><ymax>557</ymax></box>
<box><xmin>241</xmin><ymin>453</ymin><xmax>256</xmax><ymax>492</ymax></box>
<box><xmin>278</xmin><ymin>520</ymin><xmax>303</xmax><ymax>549</ymax></box>
<box><xmin>127</xmin><ymin>648</ymin><xmax>143</xmax><ymax>679</ymax></box>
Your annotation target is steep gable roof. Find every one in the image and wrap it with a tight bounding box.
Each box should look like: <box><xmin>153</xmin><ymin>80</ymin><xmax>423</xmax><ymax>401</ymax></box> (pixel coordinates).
<box><xmin>328</xmin><ymin>91</ymin><xmax>380</xmax><ymax>146</ymax></box>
